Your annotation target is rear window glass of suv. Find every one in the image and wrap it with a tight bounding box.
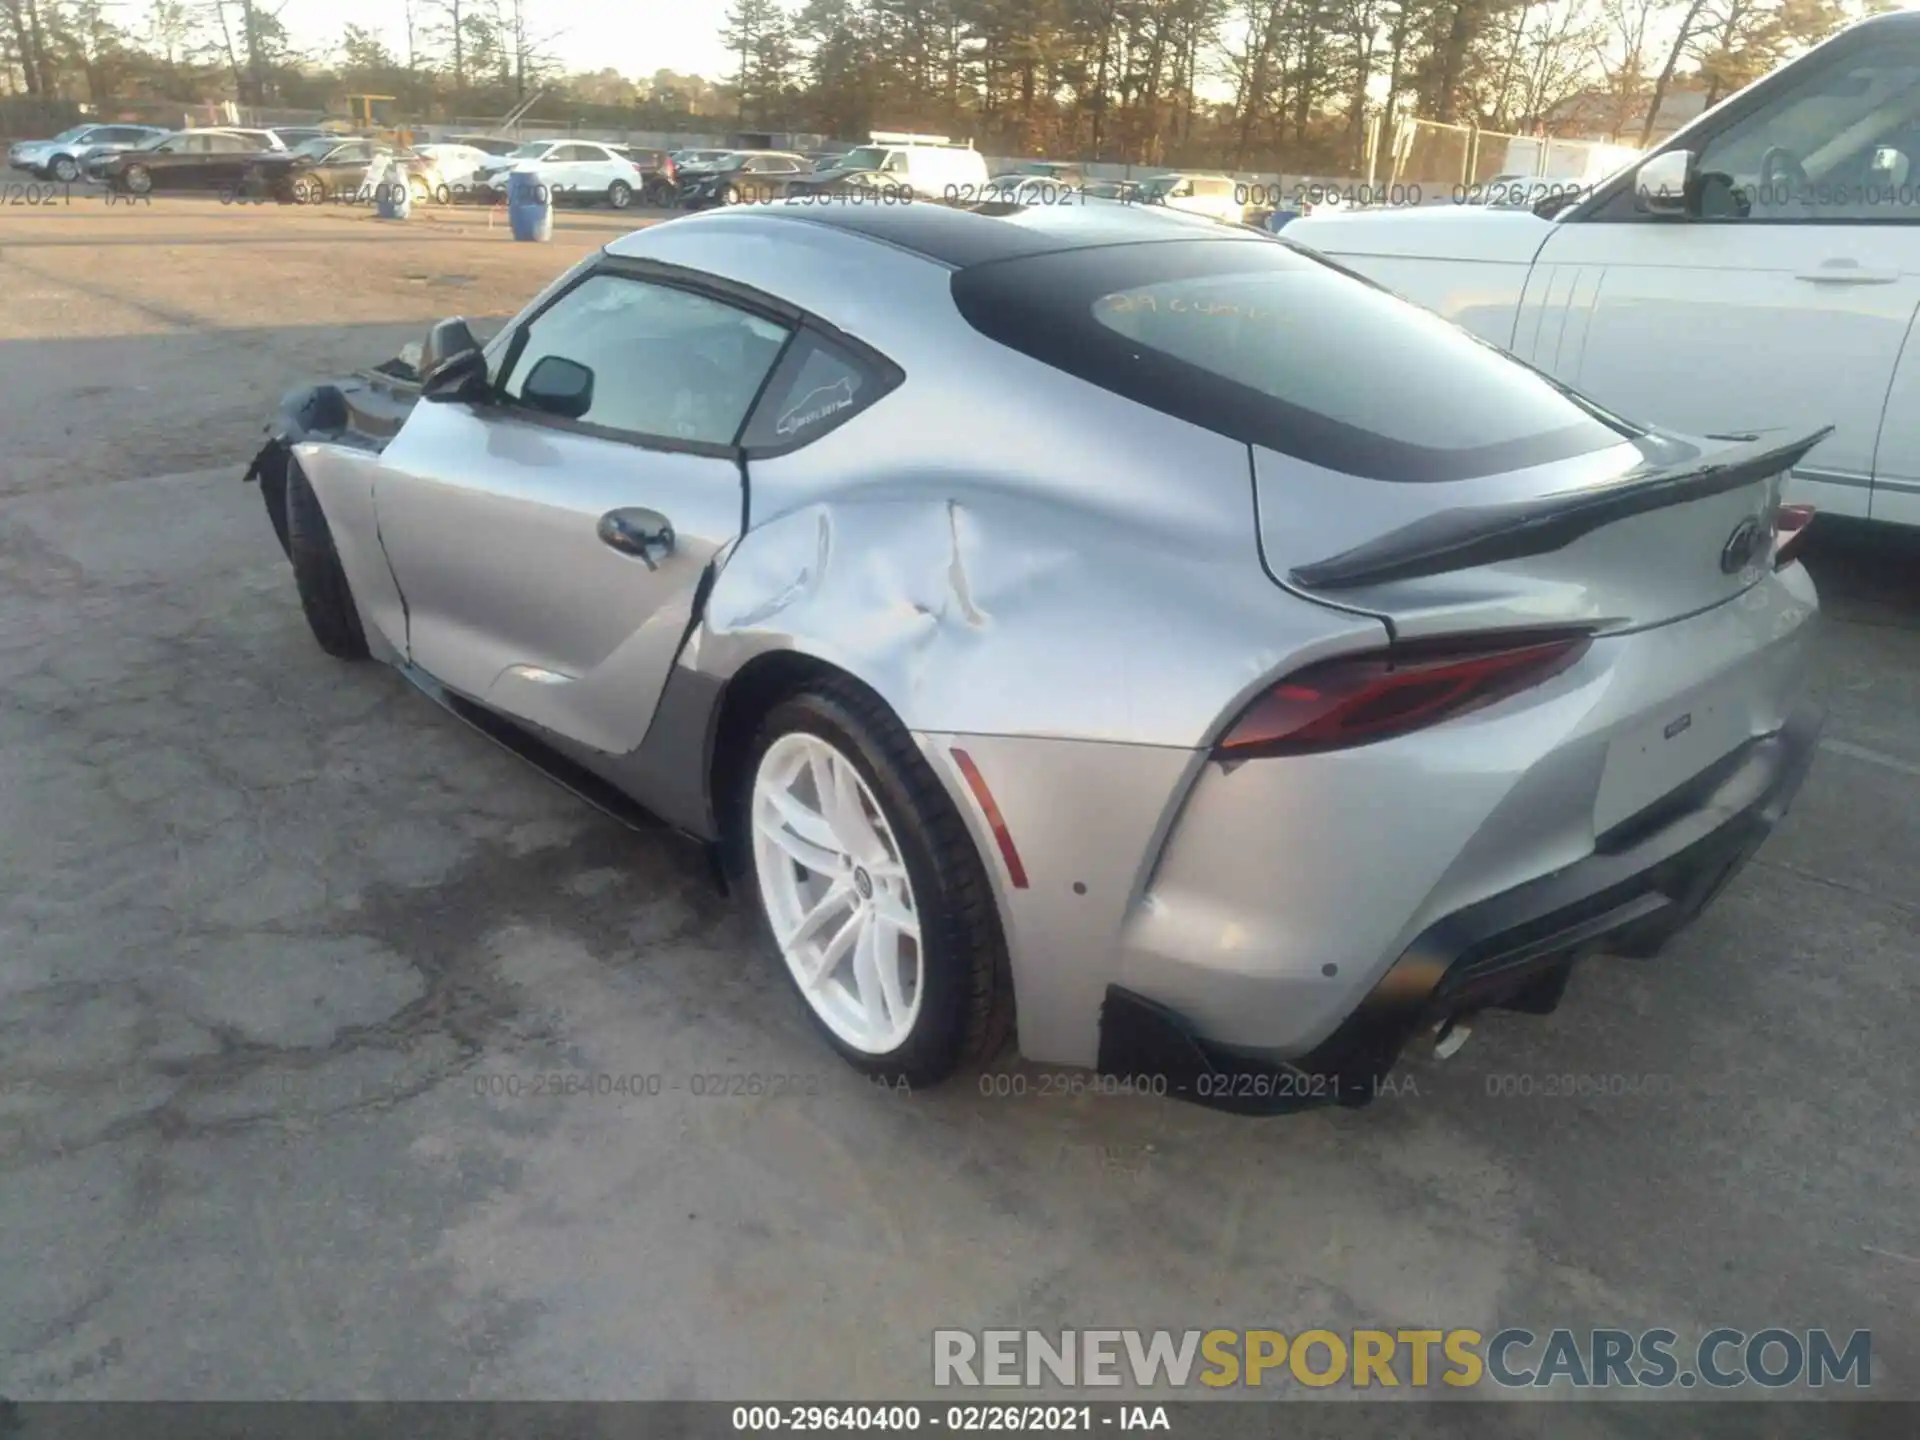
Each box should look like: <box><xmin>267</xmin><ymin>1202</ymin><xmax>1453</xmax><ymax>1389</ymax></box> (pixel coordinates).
<box><xmin>950</xmin><ymin>239</ymin><xmax>1634</xmax><ymax>482</ymax></box>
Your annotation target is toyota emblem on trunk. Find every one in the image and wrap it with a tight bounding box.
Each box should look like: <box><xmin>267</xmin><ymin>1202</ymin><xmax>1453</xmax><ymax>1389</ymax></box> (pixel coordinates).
<box><xmin>1720</xmin><ymin>517</ymin><xmax>1764</xmax><ymax>574</ymax></box>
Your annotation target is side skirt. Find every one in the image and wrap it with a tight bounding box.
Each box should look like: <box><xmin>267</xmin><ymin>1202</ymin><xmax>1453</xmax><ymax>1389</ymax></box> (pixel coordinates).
<box><xmin>394</xmin><ymin>662</ymin><xmax>665</xmax><ymax>834</ymax></box>
<box><xmin>392</xmin><ymin>662</ymin><xmax>730</xmax><ymax>892</ymax></box>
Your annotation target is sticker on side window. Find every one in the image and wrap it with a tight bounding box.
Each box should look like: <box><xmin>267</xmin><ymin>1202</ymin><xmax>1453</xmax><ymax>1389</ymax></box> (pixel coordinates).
<box><xmin>776</xmin><ymin>377</ymin><xmax>858</xmax><ymax>436</ymax></box>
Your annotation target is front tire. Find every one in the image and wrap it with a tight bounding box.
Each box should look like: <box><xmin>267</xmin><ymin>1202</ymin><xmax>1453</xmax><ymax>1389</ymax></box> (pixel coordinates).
<box><xmin>740</xmin><ymin>680</ymin><xmax>1012</xmax><ymax>1086</ymax></box>
<box><xmin>50</xmin><ymin>154</ymin><xmax>79</xmax><ymax>183</ymax></box>
<box><xmin>284</xmin><ymin>459</ymin><xmax>369</xmax><ymax>660</ymax></box>
<box><xmin>122</xmin><ymin>164</ymin><xmax>152</xmax><ymax>195</ymax></box>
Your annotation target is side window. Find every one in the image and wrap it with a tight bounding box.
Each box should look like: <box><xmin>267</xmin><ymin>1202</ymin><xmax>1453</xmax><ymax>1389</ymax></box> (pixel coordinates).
<box><xmin>1694</xmin><ymin>36</ymin><xmax>1920</xmax><ymax>221</ymax></box>
<box><xmin>550</xmin><ymin>145</ymin><xmax>589</xmax><ymax>163</ymax></box>
<box><xmin>882</xmin><ymin>151</ymin><xmax>908</xmax><ymax>174</ymax></box>
<box><xmin>183</xmin><ymin>135</ymin><xmax>215</xmax><ymax>153</ymax></box>
<box><xmin>500</xmin><ymin>272</ymin><xmax>792</xmax><ymax>446</ymax></box>
<box><xmin>740</xmin><ymin>329</ymin><xmax>901</xmax><ymax>451</ymax></box>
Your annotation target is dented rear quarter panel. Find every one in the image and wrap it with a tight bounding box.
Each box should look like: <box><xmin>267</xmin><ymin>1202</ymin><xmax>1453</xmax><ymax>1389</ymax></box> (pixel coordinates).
<box><xmin>657</xmin><ymin>236</ymin><xmax>1387</xmax><ymax>1065</ymax></box>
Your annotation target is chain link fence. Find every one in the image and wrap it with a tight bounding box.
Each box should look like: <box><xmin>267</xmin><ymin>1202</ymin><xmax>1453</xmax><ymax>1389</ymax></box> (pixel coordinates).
<box><xmin>1370</xmin><ymin>115</ymin><xmax>1642</xmax><ymax>199</ymax></box>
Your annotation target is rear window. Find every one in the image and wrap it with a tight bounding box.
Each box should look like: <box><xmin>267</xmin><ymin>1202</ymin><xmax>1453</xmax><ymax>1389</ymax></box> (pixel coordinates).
<box><xmin>951</xmin><ymin>240</ymin><xmax>1632</xmax><ymax>482</ymax></box>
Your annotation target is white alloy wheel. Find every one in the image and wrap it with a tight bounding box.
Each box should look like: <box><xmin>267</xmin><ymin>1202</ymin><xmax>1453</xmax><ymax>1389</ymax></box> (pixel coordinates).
<box><xmin>751</xmin><ymin>731</ymin><xmax>923</xmax><ymax>1054</ymax></box>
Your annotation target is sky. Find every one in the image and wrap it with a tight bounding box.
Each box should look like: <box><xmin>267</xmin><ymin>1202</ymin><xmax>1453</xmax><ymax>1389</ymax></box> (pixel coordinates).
<box><xmin>274</xmin><ymin>0</ymin><xmax>737</xmax><ymax>82</ymax></box>
<box><xmin>249</xmin><ymin>0</ymin><xmax>1920</xmax><ymax>88</ymax></box>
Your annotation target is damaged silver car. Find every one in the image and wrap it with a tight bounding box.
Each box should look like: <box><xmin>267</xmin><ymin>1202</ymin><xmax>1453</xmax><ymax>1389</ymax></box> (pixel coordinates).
<box><xmin>245</xmin><ymin>202</ymin><xmax>1827</xmax><ymax>1112</ymax></box>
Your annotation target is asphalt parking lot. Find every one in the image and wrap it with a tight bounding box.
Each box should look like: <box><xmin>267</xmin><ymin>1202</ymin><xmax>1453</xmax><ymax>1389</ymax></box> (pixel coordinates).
<box><xmin>1</xmin><ymin>198</ymin><xmax>1916</xmax><ymax>1417</ymax></box>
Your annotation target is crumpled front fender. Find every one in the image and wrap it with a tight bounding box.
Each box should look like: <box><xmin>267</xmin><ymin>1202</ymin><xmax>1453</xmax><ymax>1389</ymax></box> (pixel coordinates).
<box><xmin>243</xmin><ymin>382</ymin><xmax>354</xmax><ymax>560</ymax></box>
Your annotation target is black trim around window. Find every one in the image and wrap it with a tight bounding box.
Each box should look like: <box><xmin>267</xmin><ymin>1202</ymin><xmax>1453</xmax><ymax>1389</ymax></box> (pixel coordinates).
<box><xmin>951</xmin><ymin>239</ymin><xmax>1632</xmax><ymax>483</ymax></box>
<box><xmin>739</xmin><ymin>327</ymin><xmax>906</xmax><ymax>458</ymax></box>
<box><xmin>483</xmin><ymin>261</ymin><xmax>796</xmax><ymax>457</ymax></box>
<box><xmin>479</xmin><ymin>253</ymin><xmax>906</xmax><ymax>460</ymax></box>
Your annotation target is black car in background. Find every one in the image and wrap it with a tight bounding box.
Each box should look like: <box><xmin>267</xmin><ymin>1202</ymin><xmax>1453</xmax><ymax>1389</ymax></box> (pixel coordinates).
<box><xmin>609</xmin><ymin>145</ymin><xmax>679</xmax><ymax>204</ymax></box>
<box><xmin>270</xmin><ymin>127</ymin><xmax>336</xmax><ymax>149</ymax></box>
<box><xmin>94</xmin><ymin>128</ymin><xmax>285</xmax><ymax>193</ymax></box>
<box><xmin>996</xmin><ymin>159</ymin><xmax>1087</xmax><ymax>187</ymax></box>
<box><xmin>245</xmin><ymin>136</ymin><xmax>441</xmax><ymax>204</ymax></box>
<box><xmin>679</xmin><ymin>149</ymin><xmax>809</xmax><ymax>208</ymax></box>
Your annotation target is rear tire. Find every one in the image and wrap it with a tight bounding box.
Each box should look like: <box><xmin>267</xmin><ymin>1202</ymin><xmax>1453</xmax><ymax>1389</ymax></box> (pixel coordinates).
<box><xmin>284</xmin><ymin>459</ymin><xmax>369</xmax><ymax>661</ymax></box>
<box><xmin>606</xmin><ymin>179</ymin><xmax>633</xmax><ymax>209</ymax></box>
<box><xmin>737</xmin><ymin>678</ymin><xmax>1013</xmax><ymax>1086</ymax></box>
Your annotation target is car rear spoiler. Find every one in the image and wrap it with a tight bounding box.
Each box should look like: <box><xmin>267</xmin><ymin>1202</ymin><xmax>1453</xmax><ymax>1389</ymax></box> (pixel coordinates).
<box><xmin>1288</xmin><ymin>427</ymin><xmax>1834</xmax><ymax>591</ymax></box>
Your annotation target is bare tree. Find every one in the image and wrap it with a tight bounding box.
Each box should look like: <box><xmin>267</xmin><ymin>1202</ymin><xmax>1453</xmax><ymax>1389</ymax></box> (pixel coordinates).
<box><xmin>1594</xmin><ymin>0</ymin><xmax>1659</xmax><ymax>139</ymax></box>
<box><xmin>1639</xmin><ymin>0</ymin><xmax>1710</xmax><ymax>144</ymax></box>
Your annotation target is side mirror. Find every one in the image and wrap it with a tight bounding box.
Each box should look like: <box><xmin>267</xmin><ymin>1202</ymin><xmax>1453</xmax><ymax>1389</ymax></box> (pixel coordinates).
<box><xmin>521</xmin><ymin>355</ymin><xmax>594</xmax><ymax>420</ymax></box>
<box><xmin>419</xmin><ymin>317</ymin><xmax>487</xmax><ymax>402</ymax></box>
<box><xmin>1635</xmin><ymin>149</ymin><xmax>1694</xmax><ymax>216</ymax></box>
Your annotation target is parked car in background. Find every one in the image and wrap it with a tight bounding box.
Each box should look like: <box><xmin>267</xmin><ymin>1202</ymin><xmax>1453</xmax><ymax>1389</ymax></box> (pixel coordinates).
<box><xmin>1082</xmin><ymin>178</ymin><xmax>1145</xmax><ymax>202</ymax></box>
<box><xmin>805</xmin><ymin>150</ymin><xmax>848</xmax><ymax>170</ymax></box>
<box><xmin>251</xmin><ymin>200</ymin><xmax>1824</xmax><ymax>1105</ymax></box>
<box><xmin>471</xmin><ymin>138</ymin><xmax>648</xmax><ymax>207</ymax></box>
<box><xmin>412</xmin><ymin>142</ymin><xmax>495</xmax><ymax>193</ymax></box>
<box><xmin>270</xmin><ymin>127</ymin><xmax>336</xmax><ymax>150</ymax></box>
<box><xmin>1139</xmin><ymin>171</ymin><xmax>1247</xmax><ymax>224</ymax></box>
<box><xmin>444</xmin><ymin>134</ymin><xmax>521</xmax><ymax>157</ymax></box>
<box><xmin>788</xmin><ymin>131</ymin><xmax>988</xmax><ymax>199</ymax></box>
<box><xmin>993</xmin><ymin>159</ymin><xmax>1085</xmax><ymax>187</ymax></box>
<box><xmin>247</xmin><ymin>136</ymin><xmax>442</xmax><ymax>205</ymax></box>
<box><xmin>1283</xmin><ymin>8</ymin><xmax>1920</xmax><ymax>531</ymax></box>
<box><xmin>671</xmin><ymin>147</ymin><xmax>734</xmax><ymax>169</ymax></box>
<box><xmin>9</xmin><ymin>123</ymin><xmax>168</xmax><ymax>182</ymax></box>
<box><xmin>609</xmin><ymin>145</ymin><xmax>679</xmax><ymax>204</ymax></box>
<box><xmin>94</xmin><ymin>128</ymin><xmax>285</xmax><ymax>194</ymax></box>
<box><xmin>681</xmin><ymin>150</ymin><xmax>809</xmax><ymax>208</ymax></box>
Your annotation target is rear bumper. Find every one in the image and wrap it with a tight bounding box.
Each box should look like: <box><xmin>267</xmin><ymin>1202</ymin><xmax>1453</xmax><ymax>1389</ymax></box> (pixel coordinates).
<box><xmin>1097</xmin><ymin>699</ymin><xmax>1824</xmax><ymax>1115</ymax></box>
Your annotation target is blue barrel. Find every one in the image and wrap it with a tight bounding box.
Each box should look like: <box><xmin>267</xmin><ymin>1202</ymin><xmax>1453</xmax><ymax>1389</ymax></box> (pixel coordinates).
<box><xmin>506</xmin><ymin>168</ymin><xmax>553</xmax><ymax>242</ymax></box>
<box><xmin>375</xmin><ymin>167</ymin><xmax>411</xmax><ymax>220</ymax></box>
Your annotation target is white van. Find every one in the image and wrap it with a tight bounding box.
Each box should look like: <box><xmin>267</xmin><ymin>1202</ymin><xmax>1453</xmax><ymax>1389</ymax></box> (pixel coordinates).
<box><xmin>1140</xmin><ymin>172</ymin><xmax>1246</xmax><ymax>225</ymax></box>
<box><xmin>807</xmin><ymin>131</ymin><xmax>989</xmax><ymax>200</ymax></box>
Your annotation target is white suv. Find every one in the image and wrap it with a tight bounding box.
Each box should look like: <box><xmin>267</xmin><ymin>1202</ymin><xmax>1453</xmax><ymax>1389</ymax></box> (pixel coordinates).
<box><xmin>1284</xmin><ymin>10</ymin><xmax>1920</xmax><ymax>531</ymax></box>
<box><xmin>472</xmin><ymin>140</ymin><xmax>646</xmax><ymax>208</ymax></box>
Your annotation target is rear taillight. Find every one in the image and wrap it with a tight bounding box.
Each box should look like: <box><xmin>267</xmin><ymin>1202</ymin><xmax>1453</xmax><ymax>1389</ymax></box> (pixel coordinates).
<box><xmin>1216</xmin><ymin>633</ymin><xmax>1592</xmax><ymax>758</ymax></box>
<box><xmin>1773</xmin><ymin>503</ymin><xmax>1815</xmax><ymax>568</ymax></box>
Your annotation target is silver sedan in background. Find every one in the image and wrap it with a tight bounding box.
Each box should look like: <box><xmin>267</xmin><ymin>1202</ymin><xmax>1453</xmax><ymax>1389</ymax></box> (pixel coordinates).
<box><xmin>246</xmin><ymin>201</ymin><xmax>1826</xmax><ymax>1113</ymax></box>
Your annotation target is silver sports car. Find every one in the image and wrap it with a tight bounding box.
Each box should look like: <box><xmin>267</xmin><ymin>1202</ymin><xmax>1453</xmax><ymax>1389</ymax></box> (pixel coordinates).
<box><xmin>245</xmin><ymin>200</ymin><xmax>1827</xmax><ymax>1113</ymax></box>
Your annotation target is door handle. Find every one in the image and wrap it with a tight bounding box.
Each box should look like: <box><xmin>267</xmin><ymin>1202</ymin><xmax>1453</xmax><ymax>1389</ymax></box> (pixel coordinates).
<box><xmin>1794</xmin><ymin>259</ymin><xmax>1899</xmax><ymax>284</ymax></box>
<box><xmin>597</xmin><ymin>508</ymin><xmax>675</xmax><ymax>570</ymax></box>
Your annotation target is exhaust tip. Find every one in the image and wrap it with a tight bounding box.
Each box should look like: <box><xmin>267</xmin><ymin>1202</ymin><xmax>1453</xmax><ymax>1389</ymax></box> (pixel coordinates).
<box><xmin>1432</xmin><ymin>1016</ymin><xmax>1473</xmax><ymax>1060</ymax></box>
